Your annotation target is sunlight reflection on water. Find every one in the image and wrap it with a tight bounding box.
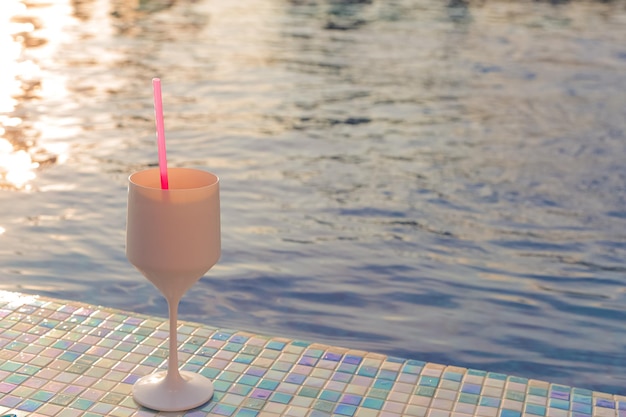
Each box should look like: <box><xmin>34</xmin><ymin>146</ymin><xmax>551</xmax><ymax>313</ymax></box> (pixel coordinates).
<box><xmin>0</xmin><ymin>0</ymin><xmax>66</xmax><ymax>190</ymax></box>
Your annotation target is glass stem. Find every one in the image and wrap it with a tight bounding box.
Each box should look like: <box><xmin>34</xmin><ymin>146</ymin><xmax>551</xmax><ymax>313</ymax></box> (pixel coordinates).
<box><xmin>165</xmin><ymin>296</ymin><xmax>184</xmax><ymax>387</ymax></box>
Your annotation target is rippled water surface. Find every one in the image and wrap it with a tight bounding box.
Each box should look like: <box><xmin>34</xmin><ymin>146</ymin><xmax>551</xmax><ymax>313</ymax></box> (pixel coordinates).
<box><xmin>1</xmin><ymin>0</ymin><xmax>626</xmax><ymax>394</ymax></box>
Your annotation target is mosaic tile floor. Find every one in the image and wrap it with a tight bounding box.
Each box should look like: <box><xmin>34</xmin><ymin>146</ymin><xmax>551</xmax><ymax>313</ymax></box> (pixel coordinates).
<box><xmin>0</xmin><ymin>291</ymin><xmax>624</xmax><ymax>417</ymax></box>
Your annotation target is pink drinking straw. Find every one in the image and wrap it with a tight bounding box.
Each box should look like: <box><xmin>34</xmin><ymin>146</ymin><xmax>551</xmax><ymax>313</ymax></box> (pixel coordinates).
<box><xmin>152</xmin><ymin>78</ymin><xmax>169</xmax><ymax>189</ymax></box>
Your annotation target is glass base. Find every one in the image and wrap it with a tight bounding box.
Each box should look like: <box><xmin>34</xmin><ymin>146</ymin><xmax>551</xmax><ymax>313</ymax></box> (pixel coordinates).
<box><xmin>133</xmin><ymin>370</ymin><xmax>214</xmax><ymax>412</ymax></box>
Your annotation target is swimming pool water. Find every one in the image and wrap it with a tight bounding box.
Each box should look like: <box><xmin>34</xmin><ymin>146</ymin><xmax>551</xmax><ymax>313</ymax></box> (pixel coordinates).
<box><xmin>0</xmin><ymin>0</ymin><xmax>625</xmax><ymax>394</ymax></box>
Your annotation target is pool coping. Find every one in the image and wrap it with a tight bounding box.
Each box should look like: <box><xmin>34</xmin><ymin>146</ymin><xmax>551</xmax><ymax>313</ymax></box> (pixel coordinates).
<box><xmin>0</xmin><ymin>290</ymin><xmax>624</xmax><ymax>417</ymax></box>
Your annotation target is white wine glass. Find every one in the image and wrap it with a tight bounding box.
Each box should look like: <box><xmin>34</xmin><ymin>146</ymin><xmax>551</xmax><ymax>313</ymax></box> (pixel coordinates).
<box><xmin>126</xmin><ymin>167</ymin><xmax>220</xmax><ymax>411</ymax></box>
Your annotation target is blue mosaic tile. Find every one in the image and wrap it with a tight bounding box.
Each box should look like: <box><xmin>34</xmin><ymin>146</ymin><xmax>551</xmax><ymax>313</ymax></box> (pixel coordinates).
<box><xmin>251</xmin><ymin>388</ymin><xmax>272</xmax><ymax>400</ymax></box>
<box><xmin>574</xmin><ymin>393</ymin><xmax>593</xmax><ymax>404</ymax></box>
<box><xmin>198</xmin><ymin>347</ymin><xmax>218</xmax><ymax>357</ymax></box>
<box><xmin>378</xmin><ymin>369</ymin><xmax>398</xmax><ymax>381</ymax></box>
<box><xmin>218</xmin><ymin>371</ymin><xmax>240</xmax><ymax>382</ymax></box>
<box><xmin>4</xmin><ymin>375</ymin><xmax>27</xmax><ymax>385</ymax></box>
<box><xmin>525</xmin><ymin>403</ymin><xmax>547</xmax><ymax>416</ymax></box>
<box><xmin>461</xmin><ymin>383</ymin><xmax>481</xmax><ymax>394</ymax></box>
<box><xmin>500</xmin><ymin>410</ymin><xmax>521</xmax><ymax>417</ymax></box>
<box><xmin>246</xmin><ymin>367</ymin><xmax>266</xmax><ymax>377</ymax></box>
<box><xmin>230</xmin><ymin>384</ymin><xmax>253</xmax><ymax>397</ymax></box>
<box><xmin>234</xmin><ymin>410</ymin><xmax>258</xmax><ymax>417</ymax></box>
<box><xmin>313</xmin><ymin>399</ymin><xmax>334</xmax><ymax>413</ymax></box>
<box><xmin>230</xmin><ymin>335</ymin><xmax>249</xmax><ymax>344</ymax></box>
<box><xmin>406</xmin><ymin>359</ymin><xmax>426</xmax><ymax>367</ymax></box>
<box><xmin>372</xmin><ymin>379</ymin><xmax>393</xmax><ymax>391</ymax></box>
<box><xmin>71</xmin><ymin>398</ymin><xmax>95</xmax><ymax>410</ymax></box>
<box><xmin>200</xmin><ymin>367</ymin><xmax>221</xmax><ymax>379</ymax></box>
<box><xmin>361</xmin><ymin>397</ymin><xmax>384</xmax><ymax>410</ymax></box>
<box><xmin>416</xmin><ymin>386</ymin><xmax>436</xmax><ymax>397</ymax></box>
<box><xmin>467</xmin><ymin>369</ymin><xmax>487</xmax><ymax>376</ymax></box>
<box><xmin>367</xmin><ymin>388</ymin><xmax>389</xmax><ymax>400</ymax></box>
<box><xmin>597</xmin><ymin>398</ymin><xmax>616</xmax><ymax>408</ymax></box>
<box><xmin>189</xmin><ymin>356</ymin><xmax>210</xmax><ymax>366</ymax></box>
<box><xmin>550</xmin><ymin>390</ymin><xmax>570</xmax><ymax>400</ymax></box>
<box><xmin>323</xmin><ymin>352</ymin><xmax>342</xmax><ymax>361</ymax></box>
<box><xmin>357</xmin><ymin>366</ymin><xmax>377</xmax><ymax>378</ymax></box>
<box><xmin>240</xmin><ymin>398</ymin><xmax>264</xmax><ymax>410</ymax></box>
<box><xmin>459</xmin><ymin>393</ymin><xmax>479</xmax><ymax>405</ymax></box>
<box><xmin>224</xmin><ymin>342</ymin><xmax>243</xmax><ymax>353</ymax></box>
<box><xmin>334</xmin><ymin>403</ymin><xmax>357</xmax><ymax>416</ymax></box>
<box><xmin>337</xmin><ymin>363</ymin><xmax>358</xmax><ymax>374</ymax></box>
<box><xmin>123</xmin><ymin>374</ymin><xmax>140</xmax><ymax>384</ymax></box>
<box><xmin>309</xmin><ymin>411</ymin><xmax>331</xmax><ymax>417</ymax></box>
<box><xmin>241</xmin><ymin>345</ymin><xmax>261</xmax><ymax>355</ymax></box>
<box><xmin>573</xmin><ymin>387</ymin><xmax>593</xmax><ymax>396</ymax></box>
<box><xmin>443</xmin><ymin>371</ymin><xmax>463</xmax><ymax>382</ymax></box>
<box><xmin>269</xmin><ymin>392</ymin><xmax>292</xmax><ymax>404</ymax></box>
<box><xmin>572</xmin><ymin>401</ymin><xmax>592</xmax><ymax>414</ymax></box>
<box><xmin>0</xmin><ymin>291</ymin><xmax>622</xmax><ymax>417</ymax></box>
<box><xmin>332</xmin><ymin>372</ymin><xmax>352</xmax><ymax>383</ymax></box>
<box><xmin>212</xmin><ymin>403</ymin><xmax>237</xmax><ymax>416</ymax></box>
<box><xmin>550</xmin><ymin>398</ymin><xmax>570</xmax><ymax>410</ymax></box>
<box><xmin>480</xmin><ymin>396</ymin><xmax>501</xmax><ymax>407</ymax></box>
<box><xmin>257</xmin><ymin>380</ymin><xmax>279</xmax><ymax>390</ymax></box>
<box><xmin>298</xmin><ymin>356</ymin><xmax>317</xmax><ymax>366</ymax></box>
<box><xmin>59</xmin><ymin>352</ymin><xmax>80</xmax><ymax>362</ymax></box>
<box><xmin>342</xmin><ymin>355</ymin><xmax>362</xmax><ymax>365</ymax></box>
<box><xmin>212</xmin><ymin>332</ymin><xmax>232</xmax><ymax>341</ymax></box>
<box><xmin>16</xmin><ymin>399</ymin><xmax>42</xmax><ymax>412</ymax></box>
<box><xmin>39</xmin><ymin>319</ymin><xmax>60</xmax><ymax>329</ymax></box>
<box><xmin>239</xmin><ymin>375</ymin><xmax>260</xmax><ymax>386</ymax></box>
<box><xmin>401</xmin><ymin>363</ymin><xmax>422</xmax><ymax>375</ymax></box>
<box><xmin>0</xmin><ymin>395</ymin><xmax>21</xmax><ymax>407</ymax></box>
<box><xmin>52</xmin><ymin>340</ymin><xmax>72</xmax><ymax>349</ymax></box>
<box><xmin>0</xmin><ymin>362</ymin><xmax>21</xmax><ymax>372</ymax></box>
<box><xmin>213</xmin><ymin>380</ymin><xmax>232</xmax><ymax>392</ymax></box>
<box><xmin>285</xmin><ymin>373</ymin><xmax>306</xmax><ymax>384</ymax></box>
<box><xmin>319</xmin><ymin>390</ymin><xmax>341</xmax><ymax>402</ymax></box>
<box><xmin>32</xmin><ymin>391</ymin><xmax>55</xmax><ymax>402</ymax></box>
<box><xmin>418</xmin><ymin>376</ymin><xmax>439</xmax><ymax>387</ymax></box>
<box><xmin>505</xmin><ymin>389</ymin><xmax>525</xmax><ymax>402</ymax></box>
<box><xmin>271</xmin><ymin>361</ymin><xmax>292</xmax><ymax>372</ymax></box>
<box><xmin>304</xmin><ymin>349</ymin><xmax>324</xmax><ymax>358</ymax></box>
<box><xmin>341</xmin><ymin>394</ymin><xmax>362</xmax><ymax>406</ymax></box>
<box><xmin>299</xmin><ymin>387</ymin><xmax>321</xmax><ymax>398</ymax></box>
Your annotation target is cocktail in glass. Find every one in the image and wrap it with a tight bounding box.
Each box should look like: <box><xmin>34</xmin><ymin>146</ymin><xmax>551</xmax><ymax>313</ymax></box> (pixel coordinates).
<box><xmin>126</xmin><ymin>167</ymin><xmax>220</xmax><ymax>411</ymax></box>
